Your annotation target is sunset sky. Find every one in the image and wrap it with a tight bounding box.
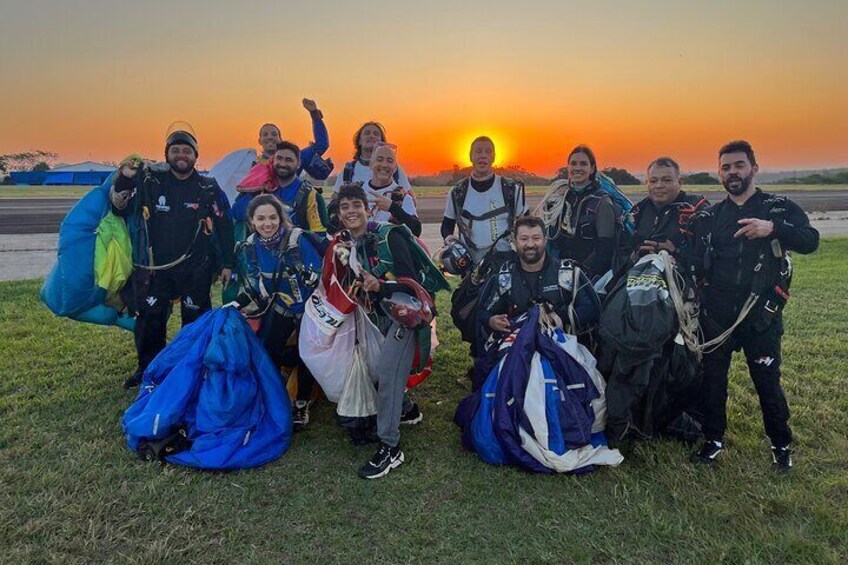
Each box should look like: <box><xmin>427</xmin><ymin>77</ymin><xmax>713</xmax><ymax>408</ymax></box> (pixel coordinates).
<box><xmin>1</xmin><ymin>0</ymin><xmax>846</xmax><ymax>176</ymax></box>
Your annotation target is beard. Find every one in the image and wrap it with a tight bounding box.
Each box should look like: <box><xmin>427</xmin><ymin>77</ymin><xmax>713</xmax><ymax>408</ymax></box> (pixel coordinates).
<box><xmin>275</xmin><ymin>165</ymin><xmax>296</xmax><ymax>183</ymax></box>
<box><xmin>722</xmin><ymin>172</ymin><xmax>754</xmax><ymax>195</ymax></box>
<box><xmin>168</xmin><ymin>156</ymin><xmax>195</xmax><ymax>175</ymax></box>
<box><xmin>519</xmin><ymin>248</ymin><xmax>543</xmax><ymax>265</ymax></box>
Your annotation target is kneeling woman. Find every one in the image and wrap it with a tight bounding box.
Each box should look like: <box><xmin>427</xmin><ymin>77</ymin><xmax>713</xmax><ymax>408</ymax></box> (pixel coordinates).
<box><xmin>236</xmin><ymin>194</ymin><xmax>324</xmax><ymax>430</ymax></box>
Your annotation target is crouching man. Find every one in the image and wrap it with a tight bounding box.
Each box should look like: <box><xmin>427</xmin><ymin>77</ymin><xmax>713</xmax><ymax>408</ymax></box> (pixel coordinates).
<box><xmin>476</xmin><ymin>216</ymin><xmax>600</xmax><ymax>388</ymax></box>
<box><xmin>333</xmin><ymin>183</ymin><xmax>448</xmax><ymax>479</ymax></box>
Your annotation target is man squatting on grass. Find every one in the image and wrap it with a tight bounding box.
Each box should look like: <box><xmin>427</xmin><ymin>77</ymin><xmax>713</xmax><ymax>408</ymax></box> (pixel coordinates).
<box><xmin>480</xmin><ymin>215</ymin><xmax>600</xmax><ymax>343</ymax></box>
<box><xmin>332</xmin><ymin>183</ymin><xmax>429</xmax><ymax>479</ymax></box>
<box><xmin>688</xmin><ymin>140</ymin><xmax>819</xmax><ymax>472</ymax></box>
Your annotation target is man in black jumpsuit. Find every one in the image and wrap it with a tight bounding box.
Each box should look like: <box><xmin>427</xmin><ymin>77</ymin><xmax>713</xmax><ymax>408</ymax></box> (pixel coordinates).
<box><xmin>111</xmin><ymin>130</ymin><xmax>235</xmax><ymax>388</ymax></box>
<box><xmin>689</xmin><ymin>140</ymin><xmax>819</xmax><ymax>472</ymax></box>
<box><xmin>632</xmin><ymin>156</ymin><xmax>709</xmax><ymax>260</ymax></box>
<box><xmin>481</xmin><ymin>216</ymin><xmax>600</xmax><ymax>344</ymax></box>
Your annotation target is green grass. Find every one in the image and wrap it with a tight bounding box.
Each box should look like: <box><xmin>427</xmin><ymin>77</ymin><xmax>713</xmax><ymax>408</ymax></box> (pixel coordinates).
<box><xmin>1</xmin><ymin>240</ymin><xmax>847</xmax><ymax>563</ymax></box>
<box><xmin>0</xmin><ymin>185</ymin><xmax>92</xmax><ymax>198</ymax></box>
<box><xmin>2</xmin><ymin>183</ymin><xmax>846</xmax><ymax>200</ymax></box>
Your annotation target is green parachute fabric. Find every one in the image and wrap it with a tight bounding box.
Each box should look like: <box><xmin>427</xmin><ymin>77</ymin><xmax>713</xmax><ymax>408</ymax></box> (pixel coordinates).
<box><xmin>94</xmin><ymin>212</ymin><xmax>133</xmax><ymax>302</ymax></box>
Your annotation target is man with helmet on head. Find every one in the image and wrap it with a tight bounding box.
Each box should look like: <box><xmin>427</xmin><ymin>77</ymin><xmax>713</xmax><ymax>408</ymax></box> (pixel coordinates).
<box><xmin>110</xmin><ymin>127</ymin><xmax>235</xmax><ymax>389</ymax></box>
<box><xmin>331</xmin><ymin>183</ymin><xmax>448</xmax><ymax>479</ymax></box>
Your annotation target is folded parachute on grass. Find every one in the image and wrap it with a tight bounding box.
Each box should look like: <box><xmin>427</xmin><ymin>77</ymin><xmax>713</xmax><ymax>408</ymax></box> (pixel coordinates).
<box><xmin>40</xmin><ymin>169</ymin><xmax>136</xmax><ymax>331</ymax></box>
<box><xmin>598</xmin><ymin>253</ymin><xmax>702</xmax><ymax>442</ymax></box>
<box><xmin>122</xmin><ymin>307</ymin><xmax>292</xmax><ymax>470</ymax></box>
<box><xmin>455</xmin><ymin>306</ymin><xmax>623</xmax><ymax>474</ymax></box>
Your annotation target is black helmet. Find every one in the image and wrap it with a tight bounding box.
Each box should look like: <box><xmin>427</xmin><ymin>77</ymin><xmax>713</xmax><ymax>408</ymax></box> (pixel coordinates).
<box><xmin>165</xmin><ymin>130</ymin><xmax>199</xmax><ymax>156</ymax></box>
<box><xmin>439</xmin><ymin>241</ymin><xmax>473</xmax><ymax>277</ymax></box>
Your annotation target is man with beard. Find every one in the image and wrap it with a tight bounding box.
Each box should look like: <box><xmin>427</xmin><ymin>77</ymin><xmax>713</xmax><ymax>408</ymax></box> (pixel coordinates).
<box><xmin>111</xmin><ymin>129</ymin><xmax>235</xmax><ymax>388</ymax></box>
<box><xmin>631</xmin><ymin>157</ymin><xmax>708</xmax><ymax>259</ymax></box>
<box><xmin>442</xmin><ymin>136</ymin><xmax>526</xmax><ymax>264</ymax></box>
<box><xmin>232</xmin><ymin>140</ymin><xmax>327</xmax><ymax>235</ymax></box>
<box><xmin>689</xmin><ymin>140</ymin><xmax>819</xmax><ymax>472</ymax></box>
<box><xmin>480</xmin><ymin>216</ymin><xmax>599</xmax><ymax>340</ymax></box>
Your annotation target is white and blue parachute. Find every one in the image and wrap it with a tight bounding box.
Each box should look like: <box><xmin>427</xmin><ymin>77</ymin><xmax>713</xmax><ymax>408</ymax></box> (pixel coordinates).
<box><xmin>456</xmin><ymin>306</ymin><xmax>623</xmax><ymax>474</ymax></box>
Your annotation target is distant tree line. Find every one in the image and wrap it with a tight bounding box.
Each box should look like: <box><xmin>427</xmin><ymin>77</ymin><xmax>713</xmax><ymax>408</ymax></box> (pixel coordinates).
<box><xmin>681</xmin><ymin>172</ymin><xmax>720</xmax><ymax>185</ymax></box>
<box><xmin>554</xmin><ymin>166</ymin><xmax>641</xmax><ymax>185</ymax></box>
<box><xmin>777</xmin><ymin>171</ymin><xmax>848</xmax><ymax>184</ymax></box>
<box><xmin>0</xmin><ymin>150</ymin><xmax>58</xmax><ymax>174</ymax></box>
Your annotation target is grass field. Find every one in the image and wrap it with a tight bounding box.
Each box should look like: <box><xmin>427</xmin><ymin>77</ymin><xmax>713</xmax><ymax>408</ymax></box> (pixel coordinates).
<box><xmin>1</xmin><ymin>183</ymin><xmax>847</xmax><ymax>199</ymax></box>
<box><xmin>1</xmin><ymin>240</ymin><xmax>847</xmax><ymax>563</ymax></box>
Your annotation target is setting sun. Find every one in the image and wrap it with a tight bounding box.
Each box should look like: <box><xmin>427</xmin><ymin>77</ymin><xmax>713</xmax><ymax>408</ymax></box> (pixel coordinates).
<box><xmin>454</xmin><ymin>131</ymin><xmax>511</xmax><ymax>168</ymax></box>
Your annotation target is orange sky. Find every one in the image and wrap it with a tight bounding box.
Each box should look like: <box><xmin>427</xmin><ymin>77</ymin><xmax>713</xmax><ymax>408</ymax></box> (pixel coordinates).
<box><xmin>1</xmin><ymin>1</ymin><xmax>846</xmax><ymax>176</ymax></box>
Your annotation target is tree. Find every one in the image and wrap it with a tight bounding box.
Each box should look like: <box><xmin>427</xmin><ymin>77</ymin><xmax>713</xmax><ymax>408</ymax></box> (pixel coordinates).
<box><xmin>683</xmin><ymin>172</ymin><xmax>720</xmax><ymax>185</ymax></box>
<box><xmin>32</xmin><ymin>161</ymin><xmax>51</xmax><ymax>172</ymax></box>
<box><xmin>601</xmin><ymin>167</ymin><xmax>641</xmax><ymax>185</ymax></box>
<box><xmin>555</xmin><ymin>166</ymin><xmax>641</xmax><ymax>185</ymax></box>
<box><xmin>0</xmin><ymin>150</ymin><xmax>59</xmax><ymax>172</ymax></box>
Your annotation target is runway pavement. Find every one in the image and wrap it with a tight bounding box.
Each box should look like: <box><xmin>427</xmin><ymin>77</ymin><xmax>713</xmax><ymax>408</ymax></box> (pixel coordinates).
<box><xmin>3</xmin><ymin>215</ymin><xmax>847</xmax><ymax>282</ymax></box>
<box><xmin>2</xmin><ymin>191</ymin><xmax>848</xmax><ymax>234</ymax></box>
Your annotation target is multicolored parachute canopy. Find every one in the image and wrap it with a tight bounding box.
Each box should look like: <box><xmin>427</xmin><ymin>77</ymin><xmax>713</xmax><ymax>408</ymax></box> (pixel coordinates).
<box><xmin>40</xmin><ymin>173</ymin><xmax>135</xmax><ymax>330</ymax></box>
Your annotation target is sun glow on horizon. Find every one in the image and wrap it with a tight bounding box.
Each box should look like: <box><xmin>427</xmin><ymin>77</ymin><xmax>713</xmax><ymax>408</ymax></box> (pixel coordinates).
<box><xmin>454</xmin><ymin>131</ymin><xmax>512</xmax><ymax>169</ymax></box>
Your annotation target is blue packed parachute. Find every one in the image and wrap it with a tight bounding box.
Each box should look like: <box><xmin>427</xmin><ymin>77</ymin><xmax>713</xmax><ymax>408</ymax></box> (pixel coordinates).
<box><xmin>597</xmin><ymin>172</ymin><xmax>635</xmax><ymax>235</ymax></box>
<box><xmin>122</xmin><ymin>307</ymin><xmax>292</xmax><ymax>470</ymax></box>
<box><xmin>456</xmin><ymin>306</ymin><xmax>623</xmax><ymax>474</ymax></box>
<box><xmin>40</xmin><ymin>173</ymin><xmax>136</xmax><ymax>330</ymax></box>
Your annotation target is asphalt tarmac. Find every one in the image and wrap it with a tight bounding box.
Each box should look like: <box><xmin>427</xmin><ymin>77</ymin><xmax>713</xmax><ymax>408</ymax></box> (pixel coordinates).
<box><xmin>2</xmin><ymin>191</ymin><xmax>848</xmax><ymax>234</ymax></box>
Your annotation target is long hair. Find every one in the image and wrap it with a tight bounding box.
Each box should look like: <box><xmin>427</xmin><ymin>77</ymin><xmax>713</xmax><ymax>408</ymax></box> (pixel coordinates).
<box><xmin>352</xmin><ymin>121</ymin><xmax>387</xmax><ymax>161</ymax></box>
<box><xmin>246</xmin><ymin>194</ymin><xmax>293</xmax><ymax>233</ymax></box>
<box><xmin>567</xmin><ymin>144</ymin><xmax>598</xmax><ymax>182</ymax></box>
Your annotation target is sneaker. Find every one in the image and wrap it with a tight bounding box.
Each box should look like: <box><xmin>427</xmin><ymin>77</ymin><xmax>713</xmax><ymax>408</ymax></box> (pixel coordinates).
<box><xmin>292</xmin><ymin>400</ymin><xmax>311</xmax><ymax>431</ymax></box>
<box><xmin>358</xmin><ymin>442</ymin><xmax>404</xmax><ymax>479</ymax></box>
<box><xmin>400</xmin><ymin>403</ymin><xmax>423</xmax><ymax>426</ymax></box>
<box><xmin>691</xmin><ymin>440</ymin><xmax>724</xmax><ymax>465</ymax></box>
<box><xmin>771</xmin><ymin>445</ymin><xmax>793</xmax><ymax>473</ymax></box>
<box><xmin>123</xmin><ymin>370</ymin><xmax>144</xmax><ymax>390</ymax></box>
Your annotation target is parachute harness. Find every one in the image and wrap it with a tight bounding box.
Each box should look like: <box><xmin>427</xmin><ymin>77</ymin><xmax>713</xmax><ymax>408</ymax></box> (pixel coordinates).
<box><xmin>658</xmin><ymin>251</ymin><xmax>704</xmax><ymax>359</ymax></box>
<box><xmin>658</xmin><ymin>250</ymin><xmax>761</xmax><ymax>358</ymax></box>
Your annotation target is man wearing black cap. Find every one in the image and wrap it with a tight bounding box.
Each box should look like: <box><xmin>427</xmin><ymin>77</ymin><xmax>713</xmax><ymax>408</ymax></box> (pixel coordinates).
<box><xmin>111</xmin><ymin>129</ymin><xmax>235</xmax><ymax>388</ymax></box>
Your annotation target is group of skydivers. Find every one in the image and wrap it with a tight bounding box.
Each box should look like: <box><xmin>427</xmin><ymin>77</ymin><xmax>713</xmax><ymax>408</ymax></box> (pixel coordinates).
<box><xmin>107</xmin><ymin>98</ymin><xmax>819</xmax><ymax>478</ymax></box>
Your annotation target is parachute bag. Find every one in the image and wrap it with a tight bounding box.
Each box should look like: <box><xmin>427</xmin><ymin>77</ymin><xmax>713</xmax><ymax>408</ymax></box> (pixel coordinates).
<box><xmin>94</xmin><ymin>211</ymin><xmax>134</xmax><ymax>305</ymax></box>
<box><xmin>337</xmin><ymin>343</ymin><xmax>378</xmax><ymax>420</ymax></box>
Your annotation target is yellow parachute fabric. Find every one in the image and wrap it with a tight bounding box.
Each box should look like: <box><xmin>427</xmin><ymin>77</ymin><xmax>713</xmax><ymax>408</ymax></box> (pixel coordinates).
<box><xmin>94</xmin><ymin>212</ymin><xmax>133</xmax><ymax>302</ymax></box>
